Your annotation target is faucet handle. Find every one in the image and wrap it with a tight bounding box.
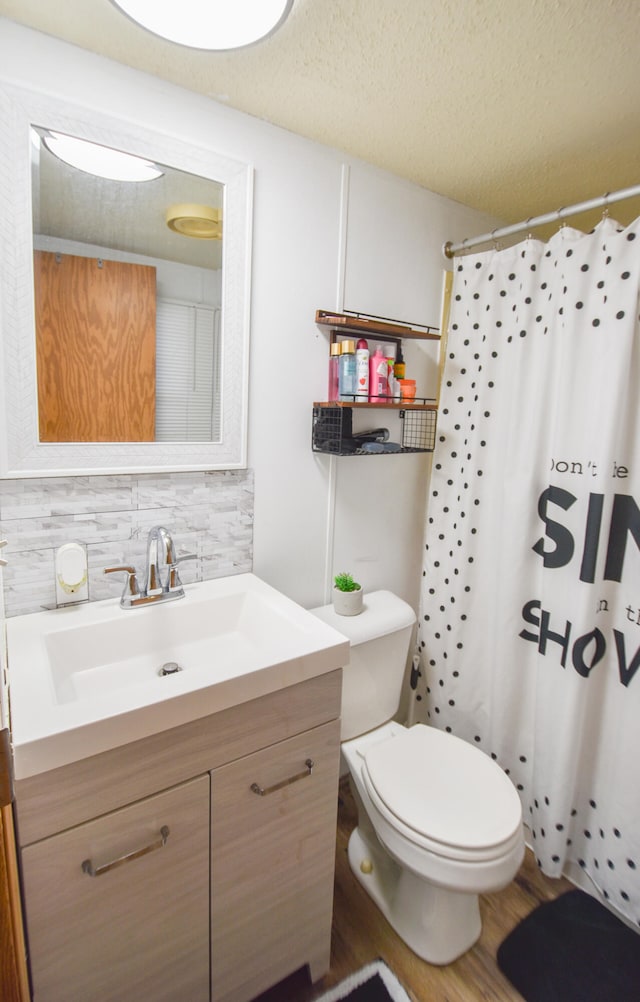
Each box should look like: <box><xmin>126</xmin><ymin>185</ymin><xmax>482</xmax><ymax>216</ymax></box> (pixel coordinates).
<box><xmin>167</xmin><ymin>553</ymin><xmax>196</xmax><ymax>593</ymax></box>
<box><xmin>104</xmin><ymin>565</ymin><xmax>141</xmax><ymax>607</ymax></box>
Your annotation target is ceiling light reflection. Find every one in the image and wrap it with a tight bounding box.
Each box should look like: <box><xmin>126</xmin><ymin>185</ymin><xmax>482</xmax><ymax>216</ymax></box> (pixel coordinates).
<box><xmin>42</xmin><ymin>132</ymin><xmax>163</xmax><ymax>183</ymax></box>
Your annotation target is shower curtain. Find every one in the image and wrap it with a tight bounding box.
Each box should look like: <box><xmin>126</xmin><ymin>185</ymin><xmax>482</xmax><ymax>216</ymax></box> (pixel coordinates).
<box><xmin>414</xmin><ymin>216</ymin><xmax>640</xmax><ymax>927</ymax></box>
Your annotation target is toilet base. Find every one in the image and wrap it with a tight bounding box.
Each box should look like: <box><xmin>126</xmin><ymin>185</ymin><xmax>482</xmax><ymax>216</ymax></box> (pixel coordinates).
<box><xmin>347</xmin><ymin>825</ymin><xmax>482</xmax><ymax>965</ymax></box>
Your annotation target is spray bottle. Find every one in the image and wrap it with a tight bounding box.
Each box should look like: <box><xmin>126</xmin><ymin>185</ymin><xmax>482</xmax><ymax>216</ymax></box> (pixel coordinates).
<box><xmin>355</xmin><ymin>338</ymin><xmax>369</xmax><ymax>399</ymax></box>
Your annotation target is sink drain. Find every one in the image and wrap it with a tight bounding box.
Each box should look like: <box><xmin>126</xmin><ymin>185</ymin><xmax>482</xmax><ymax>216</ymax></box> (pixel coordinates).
<box><xmin>158</xmin><ymin>661</ymin><xmax>182</xmax><ymax>677</ymax></box>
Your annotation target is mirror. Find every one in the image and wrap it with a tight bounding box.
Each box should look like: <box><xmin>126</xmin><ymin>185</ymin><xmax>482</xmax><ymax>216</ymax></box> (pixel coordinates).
<box><xmin>32</xmin><ymin>127</ymin><xmax>225</xmax><ymax>445</ymax></box>
<box><xmin>0</xmin><ymin>84</ymin><xmax>253</xmax><ymax>476</ymax></box>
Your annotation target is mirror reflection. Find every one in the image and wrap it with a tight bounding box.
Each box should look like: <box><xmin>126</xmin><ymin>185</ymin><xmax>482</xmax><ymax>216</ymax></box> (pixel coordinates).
<box><xmin>31</xmin><ymin>126</ymin><xmax>224</xmax><ymax>444</ymax></box>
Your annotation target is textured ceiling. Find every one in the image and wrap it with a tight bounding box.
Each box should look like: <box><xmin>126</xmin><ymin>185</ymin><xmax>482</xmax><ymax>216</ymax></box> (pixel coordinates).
<box><xmin>2</xmin><ymin>0</ymin><xmax>640</xmax><ymax>234</ymax></box>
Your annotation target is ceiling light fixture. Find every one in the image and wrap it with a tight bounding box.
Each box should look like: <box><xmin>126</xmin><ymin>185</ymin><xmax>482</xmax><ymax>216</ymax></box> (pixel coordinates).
<box><xmin>166</xmin><ymin>204</ymin><xmax>222</xmax><ymax>239</ymax></box>
<box><xmin>42</xmin><ymin>131</ymin><xmax>163</xmax><ymax>182</ymax></box>
<box><xmin>110</xmin><ymin>0</ymin><xmax>294</xmax><ymax>51</ymax></box>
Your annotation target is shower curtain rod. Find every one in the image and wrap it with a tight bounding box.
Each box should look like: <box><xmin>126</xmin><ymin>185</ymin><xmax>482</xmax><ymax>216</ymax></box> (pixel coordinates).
<box><xmin>443</xmin><ymin>182</ymin><xmax>640</xmax><ymax>259</ymax></box>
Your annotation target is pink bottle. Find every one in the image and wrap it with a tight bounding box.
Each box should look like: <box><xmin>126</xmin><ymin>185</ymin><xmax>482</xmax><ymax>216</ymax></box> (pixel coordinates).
<box><xmin>328</xmin><ymin>342</ymin><xmax>341</xmax><ymax>401</ymax></box>
<box><xmin>369</xmin><ymin>344</ymin><xmax>389</xmax><ymax>402</ymax></box>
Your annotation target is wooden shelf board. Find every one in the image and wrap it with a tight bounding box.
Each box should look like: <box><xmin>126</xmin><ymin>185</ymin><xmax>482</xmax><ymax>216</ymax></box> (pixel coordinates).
<box><xmin>315</xmin><ymin>310</ymin><xmax>440</xmax><ymax>341</ymax></box>
<box><xmin>313</xmin><ymin>400</ymin><xmax>437</xmax><ymax>411</ymax></box>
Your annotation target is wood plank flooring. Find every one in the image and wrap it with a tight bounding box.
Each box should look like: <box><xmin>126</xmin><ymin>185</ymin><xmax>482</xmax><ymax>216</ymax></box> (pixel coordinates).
<box><xmin>255</xmin><ymin>778</ymin><xmax>573</xmax><ymax>1001</ymax></box>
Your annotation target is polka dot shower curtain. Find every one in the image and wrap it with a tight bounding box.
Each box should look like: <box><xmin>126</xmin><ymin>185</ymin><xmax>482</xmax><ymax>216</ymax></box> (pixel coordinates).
<box><xmin>414</xmin><ymin>216</ymin><xmax>640</xmax><ymax>926</ymax></box>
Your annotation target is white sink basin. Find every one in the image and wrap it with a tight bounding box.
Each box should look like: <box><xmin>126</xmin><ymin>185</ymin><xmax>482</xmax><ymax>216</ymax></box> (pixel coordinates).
<box><xmin>7</xmin><ymin>573</ymin><xmax>349</xmax><ymax>779</ymax></box>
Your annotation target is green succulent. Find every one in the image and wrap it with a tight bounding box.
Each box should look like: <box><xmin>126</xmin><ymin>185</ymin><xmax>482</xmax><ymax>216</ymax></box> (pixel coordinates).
<box><xmin>334</xmin><ymin>572</ymin><xmax>361</xmax><ymax>593</ymax></box>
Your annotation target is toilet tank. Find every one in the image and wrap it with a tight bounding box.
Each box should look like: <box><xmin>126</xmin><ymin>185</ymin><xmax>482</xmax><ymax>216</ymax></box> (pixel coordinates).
<box><xmin>310</xmin><ymin>590</ymin><xmax>416</xmax><ymax>741</ymax></box>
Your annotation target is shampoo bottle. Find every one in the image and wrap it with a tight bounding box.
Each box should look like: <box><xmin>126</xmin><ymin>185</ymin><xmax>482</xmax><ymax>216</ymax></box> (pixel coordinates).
<box><xmin>338</xmin><ymin>339</ymin><xmax>357</xmax><ymax>401</ymax></box>
<box><xmin>328</xmin><ymin>342</ymin><xmax>341</xmax><ymax>401</ymax></box>
<box><xmin>355</xmin><ymin>338</ymin><xmax>369</xmax><ymax>399</ymax></box>
<box><xmin>369</xmin><ymin>344</ymin><xmax>389</xmax><ymax>403</ymax></box>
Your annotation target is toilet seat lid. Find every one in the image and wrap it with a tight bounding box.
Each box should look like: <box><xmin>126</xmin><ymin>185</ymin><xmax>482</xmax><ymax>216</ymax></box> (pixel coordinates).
<box><xmin>363</xmin><ymin>724</ymin><xmax>522</xmax><ymax>852</ymax></box>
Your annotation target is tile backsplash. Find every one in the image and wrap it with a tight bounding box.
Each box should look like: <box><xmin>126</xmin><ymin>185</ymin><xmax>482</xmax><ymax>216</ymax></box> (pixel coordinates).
<box><xmin>0</xmin><ymin>470</ymin><xmax>254</xmax><ymax>617</ymax></box>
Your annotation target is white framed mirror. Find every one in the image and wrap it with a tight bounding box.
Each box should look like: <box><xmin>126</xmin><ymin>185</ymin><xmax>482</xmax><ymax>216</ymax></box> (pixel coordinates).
<box><xmin>0</xmin><ymin>84</ymin><xmax>253</xmax><ymax>477</ymax></box>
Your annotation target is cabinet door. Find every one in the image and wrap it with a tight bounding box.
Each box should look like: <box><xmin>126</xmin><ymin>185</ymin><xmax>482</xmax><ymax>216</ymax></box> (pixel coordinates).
<box><xmin>342</xmin><ymin>163</ymin><xmax>444</xmax><ymax>328</ymax></box>
<box><xmin>21</xmin><ymin>776</ymin><xmax>209</xmax><ymax>1002</ymax></box>
<box><xmin>211</xmin><ymin>719</ymin><xmax>340</xmax><ymax>1002</ymax></box>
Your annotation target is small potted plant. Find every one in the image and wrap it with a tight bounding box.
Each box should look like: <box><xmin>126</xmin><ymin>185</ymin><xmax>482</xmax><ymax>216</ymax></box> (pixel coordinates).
<box><xmin>333</xmin><ymin>571</ymin><xmax>363</xmax><ymax>617</ymax></box>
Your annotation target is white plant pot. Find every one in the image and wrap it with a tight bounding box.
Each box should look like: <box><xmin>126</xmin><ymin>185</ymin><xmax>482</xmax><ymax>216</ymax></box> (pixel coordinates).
<box><xmin>333</xmin><ymin>585</ymin><xmax>363</xmax><ymax>617</ymax></box>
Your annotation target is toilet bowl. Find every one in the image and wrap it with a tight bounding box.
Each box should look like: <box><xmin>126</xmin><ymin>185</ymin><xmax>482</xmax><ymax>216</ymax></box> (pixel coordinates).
<box><xmin>311</xmin><ymin>591</ymin><xmax>524</xmax><ymax>965</ymax></box>
<box><xmin>342</xmin><ymin>720</ymin><xmax>524</xmax><ymax>963</ymax></box>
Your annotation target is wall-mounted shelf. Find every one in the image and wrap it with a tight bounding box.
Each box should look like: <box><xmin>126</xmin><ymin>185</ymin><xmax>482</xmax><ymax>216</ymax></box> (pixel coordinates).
<box><xmin>312</xmin><ymin>402</ymin><xmax>437</xmax><ymax>456</ymax></box>
<box><xmin>315</xmin><ymin>310</ymin><xmax>440</xmax><ymax>343</ymax></box>
<box><xmin>313</xmin><ymin>310</ymin><xmax>439</xmax><ymax>456</ymax></box>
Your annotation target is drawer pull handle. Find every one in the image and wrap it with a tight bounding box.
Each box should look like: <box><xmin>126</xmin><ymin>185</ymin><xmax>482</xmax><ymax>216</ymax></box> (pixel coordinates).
<box><xmin>81</xmin><ymin>825</ymin><xmax>170</xmax><ymax>877</ymax></box>
<box><xmin>250</xmin><ymin>758</ymin><xmax>314</xmax><ymax>797</ymax></box>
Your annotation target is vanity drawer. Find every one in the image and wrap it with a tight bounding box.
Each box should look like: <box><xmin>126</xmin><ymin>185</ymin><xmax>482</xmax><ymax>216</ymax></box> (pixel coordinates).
<box><xmin>21</xmin><ymin>775</ymin><xmax>210</xmax><ymax>1002</ymax></box>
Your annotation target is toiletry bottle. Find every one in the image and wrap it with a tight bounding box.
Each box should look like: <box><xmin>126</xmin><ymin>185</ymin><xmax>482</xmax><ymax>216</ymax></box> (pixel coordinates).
<box><xmin>328</xmin><ymin>342</ymin><xmax>341</xmax><ymax>401</ymax></box>
<box><xmin>394</xmin><ymin>344</ymin><xmax>406</xmax><ymax>380</ymax></box>
<box><xmin>369</xmin><ymin>344</ymin><xmax>389</xmax><ymax>403</ymax></box>
<box><xmin>383</xmin><ymin>344</ymin><xmax>396</xmax><ymax>378</ymax></box>
<box><xmin>383</xmin><ymin>345</ymin><xmax>397</xmax><ymax>401</ymax></box>
<box><xmin>355</xmin><ymin>338</ymin><xmax>369</xmax><ymax>399</ymax></box>
<box><xmin>338</xmin><ymin>339</ymin><xmax>357</xmax><ymax>401</ymax></box>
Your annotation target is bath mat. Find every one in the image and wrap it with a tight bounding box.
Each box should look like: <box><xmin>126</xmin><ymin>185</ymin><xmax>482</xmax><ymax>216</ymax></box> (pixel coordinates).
<box><xmin>313</xmin><ymin>960</ymin><xmax>412</xmax><ymax>1002</ymax></box>
<box><xmin>497</xmin><ymin>889</ymin><xmax>640</xmax><ymax>1001</ymax></box>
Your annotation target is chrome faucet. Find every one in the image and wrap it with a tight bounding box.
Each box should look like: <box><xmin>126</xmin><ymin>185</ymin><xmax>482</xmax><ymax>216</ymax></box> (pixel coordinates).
<box><xmin>104</xmin><ymin>526</ymin><xmax>196</xmax><ymax>609</ymax></box>
<box><xmin>145</xmin><ymin>525</ymin><xmax>176</xmax><ymax>597</ymax></box>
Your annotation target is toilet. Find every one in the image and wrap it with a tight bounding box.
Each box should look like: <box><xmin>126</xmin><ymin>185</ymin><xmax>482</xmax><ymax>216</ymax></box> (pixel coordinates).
<box><xmin>311</xmin><ymin>589</ymin><xmax>524</xmax><ymax>965</ymax></box>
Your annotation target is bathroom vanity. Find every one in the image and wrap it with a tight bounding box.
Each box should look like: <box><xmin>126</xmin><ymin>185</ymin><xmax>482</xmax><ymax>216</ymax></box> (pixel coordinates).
<box><xmin>8</xmin><ymin>575</ymin><xmax>348</xmax><ymax>1002</ymax></box>
<box><xmin>16</xmin><ymin>672</ymin><xmax>341</xmax><ymax>1002</ymax></box>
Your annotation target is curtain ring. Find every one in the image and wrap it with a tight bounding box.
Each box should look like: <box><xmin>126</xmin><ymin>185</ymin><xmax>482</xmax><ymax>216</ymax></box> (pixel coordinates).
<box><xmin>602</xmin><ymin>192</ymin><xmax>610</xmax><ymax>219</ymax></box>
<box><xmin>461</xmin><ymin>237</ymin><xmax>472</xmax><ymax>256</ymax></box>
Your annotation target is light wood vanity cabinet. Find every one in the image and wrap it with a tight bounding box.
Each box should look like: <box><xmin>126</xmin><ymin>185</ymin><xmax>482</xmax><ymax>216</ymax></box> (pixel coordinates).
<box><xmin>15</xmin><ymin>671</ymin><xmax>342</xmax><ymax>1002</ymax></box>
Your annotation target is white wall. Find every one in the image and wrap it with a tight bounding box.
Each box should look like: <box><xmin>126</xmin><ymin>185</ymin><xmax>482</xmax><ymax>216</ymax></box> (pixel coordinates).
<box><xmin>0</xmin><ymin>19</ymin><xmax>502</xmax><ymax>615</ymax></box>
